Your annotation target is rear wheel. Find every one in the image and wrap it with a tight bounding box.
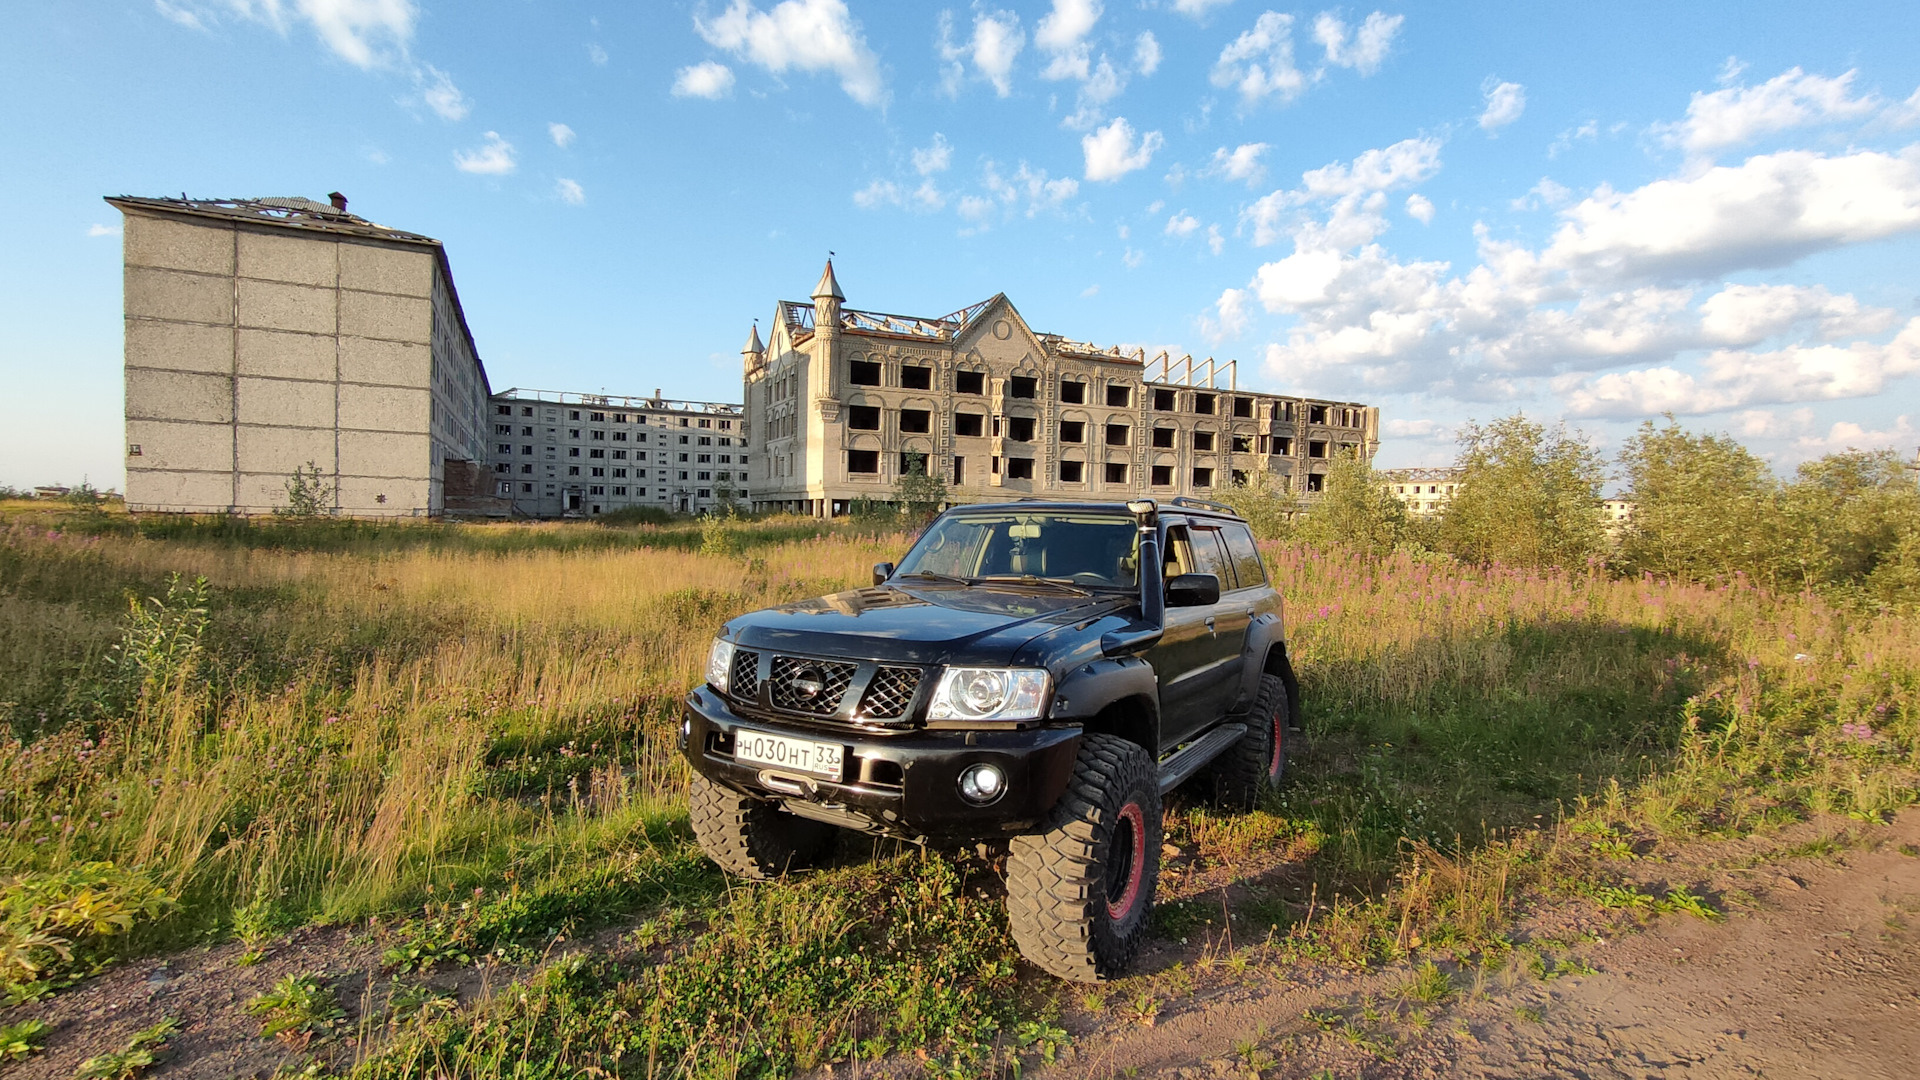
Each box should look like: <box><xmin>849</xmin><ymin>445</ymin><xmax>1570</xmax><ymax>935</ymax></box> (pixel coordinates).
<box><xmin>1005</xmin><ymin>733</ymin><xmax>1161</xmax><ymax>982</ymax></box>
<box><xmin>689</xmin><ymin>774</ymin><xmax>837</xmax><ymax>879</ymax></box>
<box><xmin>1208</xmin><ymin>672</ymin><xmax>1288</xmax><ymax>811</ymax></box>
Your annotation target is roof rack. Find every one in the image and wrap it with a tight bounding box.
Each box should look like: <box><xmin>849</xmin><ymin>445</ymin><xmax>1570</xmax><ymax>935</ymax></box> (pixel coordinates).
<box><xmin>1169</xmin><ymin>496</ymin><xmax>1238</xmax><ymax>515</ymax></box>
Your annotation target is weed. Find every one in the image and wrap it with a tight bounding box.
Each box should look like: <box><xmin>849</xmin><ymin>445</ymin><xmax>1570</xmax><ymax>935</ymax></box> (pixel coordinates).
<box><xmin>384</xmin><ymin>982</ymin><xmax>456</xmax><ymax>1025</ymax></box>
<box><xmin>75</xmin><ymin>1018</ymin><xmax>177</xmax><ymax>1079</ymax></box>
<box><xmin>0</xmin><ymin>863</ymin><xmax>172</xmax><ymax>1003</ymax></box>
<box><xmin>1233</xmin><ymin>1038</ymin><xmax>1278</xmax><ymax>1075</ymax></box>
<box><xmin>246</xmin><ymin>973</ymin><xmax>345</xmax><ymax>1046</ymax></box>
<box><xmin>1398</xmin><ymin>960</ymin><xmax>1453</xmax><ymax>1004</ymax></box>
<box><xmin>1078</xmin><ymin>988</ymin><xmax>1108</xmax><ymax>1013</ymax></box>
<box><xmin>1302</xmin><ymin>1006</ymin><xmax>1341</xmax><ymax>1031</ymax></box>
<box><xmin>1120</xmin><ymin>989</ymin><xmax>1161</xmax><ymax>1026</ymax></box>
<box><xmin>1899</xmin><ymin>843</ymin><xmax>1919</xmax><ymax>858</ymax></box>
<box><xmin>0</xmin><ymin>1017</ymin><xmax>47</xmax><ymax>1059</ymax></box>
<box><xmin>1152</xmin><ymin>898</ymin><xmax>1212</xmax><ymax>939</ymax></box>
<box><xmin>1513</xmin><ymin>1005</ymin><xmax>1544</xmax><ymax>1023</ymax></box>
<box><xmin>1659</xmin><ymin>887</ymin><xmax>1722</xmax><ymax>921</ymax></box>
<box><xmin>1011</xmin><ymin>1019</ymin><xmax>1068</xmax><ymax>1063</ymax></box>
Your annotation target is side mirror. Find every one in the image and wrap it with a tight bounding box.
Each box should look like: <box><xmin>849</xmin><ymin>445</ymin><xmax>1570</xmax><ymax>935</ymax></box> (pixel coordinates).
<box><xmin>1165</xmin><ymin>573</ymin><xmax>1220</xmax><ymax>607</ymax></box>
<box><xmin>872</xmin><ymin>562</ymin><xmax>895</xmax><ymax>586</ymax></box>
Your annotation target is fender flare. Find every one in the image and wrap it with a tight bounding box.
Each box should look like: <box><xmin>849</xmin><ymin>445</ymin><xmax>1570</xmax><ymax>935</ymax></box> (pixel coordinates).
<box><xmin>1233</xmin><ymin>611</ymin><xmax>1287</xmax><ymax>711</ymax></box>
<box><xmin>1048</xmin><ymin>655</ymin><xmax>1161</xmax><ymax>755</ymax></box>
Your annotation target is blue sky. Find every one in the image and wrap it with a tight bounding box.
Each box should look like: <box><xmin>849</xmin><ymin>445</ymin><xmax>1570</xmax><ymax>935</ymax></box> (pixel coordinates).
<box><xmin>5</xmin><ymin>1</ymin><xmax>1920</xmax><ymax>490</ymax></box>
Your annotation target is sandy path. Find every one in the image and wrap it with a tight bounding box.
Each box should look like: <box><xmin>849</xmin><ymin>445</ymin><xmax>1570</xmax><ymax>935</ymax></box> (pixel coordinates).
<box><xmin>1038</xmin><ymin>811</ymin><xmax>1920</xmax><ymax>1080</ymax></box>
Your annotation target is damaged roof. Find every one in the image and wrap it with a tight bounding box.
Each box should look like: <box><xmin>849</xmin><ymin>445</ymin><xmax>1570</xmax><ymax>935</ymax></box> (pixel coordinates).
<box><xmin>104</xmin><ymin>195</ymin><xmax>441</xmax><ymax>246</ymax></box>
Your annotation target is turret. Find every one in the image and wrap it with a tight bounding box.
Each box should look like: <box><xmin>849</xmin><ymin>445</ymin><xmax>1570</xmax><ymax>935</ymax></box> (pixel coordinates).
<box><xmin>742</xmin><ymin>321</ymin><xmax>765</xmax><ymax>372</ymax></box>
<box><xmin>811</xmin><ymin>259</ymin><xmax>844</xmax><ymax>397</ymax></box>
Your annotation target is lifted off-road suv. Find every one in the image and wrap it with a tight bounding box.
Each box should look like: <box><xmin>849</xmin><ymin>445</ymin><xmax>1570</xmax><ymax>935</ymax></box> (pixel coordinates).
<box><xmin>682</xmin><ymin>498</ymin><xmax>1298</xmax><ymax>981</ymax></box>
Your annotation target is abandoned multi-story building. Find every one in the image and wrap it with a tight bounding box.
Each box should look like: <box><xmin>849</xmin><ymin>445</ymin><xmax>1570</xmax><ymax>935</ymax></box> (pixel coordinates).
<box><xmin>1381</xmin><ymin>467</ymin><xmax>1464</xmax><ymax>516</ymax></box>
<box><xmin>743</xmin><ymin>262</ymin><xmax>1380</xmax><ymax>516</ymax></box>
<box><xmin>108</xmin><ymin>194</ymin><xmax>490</xmax><ymax>517</ymax></box>
<box><xmin>486</xmin><ymin>389</ymin><xmax>746</xmax><ymax>517</ymax></box>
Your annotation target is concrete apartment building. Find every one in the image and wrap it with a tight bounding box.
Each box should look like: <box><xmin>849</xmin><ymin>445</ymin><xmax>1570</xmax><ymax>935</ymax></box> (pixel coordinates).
<box><xmin>109</xmin><ymin>194</ymin><xmax>489</xmax><ymax>517</ymax></box>
<box><xmin>1381</xmin><ymin>467</ymin><xmax>1464</xmax><ymax>515</ymax></box>
<box><xmin>744</xmin><ymin>262</ymin><xmax>1380</xmax><ymax>516</ymax></box>
<box><xmin>487</xmin><ymin>389</ymin><xmax>746</xmax><ymax>517</ymax></box>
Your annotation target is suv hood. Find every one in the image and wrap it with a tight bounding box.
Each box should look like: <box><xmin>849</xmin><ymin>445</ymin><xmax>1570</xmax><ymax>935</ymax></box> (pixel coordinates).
<box><xmin>726</xmin><ymin>583</ymin><xmax>1129</xmax><ymax>665</ymax></box>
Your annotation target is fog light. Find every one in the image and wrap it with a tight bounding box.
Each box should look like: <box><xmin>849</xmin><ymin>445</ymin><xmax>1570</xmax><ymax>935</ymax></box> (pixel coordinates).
<box><xmin>680</xmin><ymin>718</ymin><xmax>692</xmax><ymax>749</ymax></box>
<box><xmin>958</xmin><ymin>763</ymin><xmax>1006</xmax><ymax>805</ymax></box>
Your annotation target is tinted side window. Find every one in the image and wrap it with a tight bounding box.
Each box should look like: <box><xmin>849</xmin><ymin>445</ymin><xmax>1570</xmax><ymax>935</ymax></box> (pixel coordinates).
<box><xmin>1222</xmin><ymin>525</ymin><xmax>1266</xmax><ymax>588</ymax></box>
<box><xmin>1187</xmin><ymin>525</ymin><xmax>1233</xmax><ymax>590</ymax></box>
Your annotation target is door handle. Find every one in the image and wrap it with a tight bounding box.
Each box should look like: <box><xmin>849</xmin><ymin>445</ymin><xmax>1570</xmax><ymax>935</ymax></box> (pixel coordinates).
<box><xmin>1205</xmin><ymin>616</ymin><xmax>1216</xmax><ymax>634</ymax></box>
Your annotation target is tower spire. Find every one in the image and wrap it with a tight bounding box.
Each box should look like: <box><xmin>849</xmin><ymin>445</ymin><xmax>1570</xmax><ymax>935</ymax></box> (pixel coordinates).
<box><xmin>811</xmin><ymin>258</ymin><xmax>844</xmax><ymax>302</ymax></box>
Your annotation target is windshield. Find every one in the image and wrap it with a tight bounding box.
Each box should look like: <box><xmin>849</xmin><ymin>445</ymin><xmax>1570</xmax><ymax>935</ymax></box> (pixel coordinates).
<box><xmin>894</xmin><ymin>511</ymin><xmax>1139</xmax><ymax>588</ymax></box>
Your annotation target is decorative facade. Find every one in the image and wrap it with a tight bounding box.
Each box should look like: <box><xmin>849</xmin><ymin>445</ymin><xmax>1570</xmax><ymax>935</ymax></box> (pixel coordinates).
<box><xmin>743</xmin><ymin>262</ymin><xmax>1380</xmax><ymax>516</ymax></box>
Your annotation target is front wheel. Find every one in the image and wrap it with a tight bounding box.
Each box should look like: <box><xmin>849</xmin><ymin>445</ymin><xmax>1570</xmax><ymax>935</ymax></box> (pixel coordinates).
<box><xmin>1207</xmin><ymin>672</ymin><xmax>1289</xmax><ymax>811</ymax></box>
<box><xmin>1005</xmin><ymin>732</ymin><xmax>1161</xmax><ymax>982</ymax></box>
<box><xmin>688</xmin><ymin>774</ymin><xmax>837</xmax><ymax>879</ymax></box>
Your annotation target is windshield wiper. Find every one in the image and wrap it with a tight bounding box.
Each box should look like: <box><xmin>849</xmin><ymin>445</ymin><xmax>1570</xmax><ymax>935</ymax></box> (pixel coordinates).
<box><xmin>970</xmin><ymin>575</ymin><xmax>1092</xmax><ymax>595</ymax></box>
<box><xmin>897</xmin><ymin>571</ymin><xmax>971</xmax><ymax>586</ymax></box>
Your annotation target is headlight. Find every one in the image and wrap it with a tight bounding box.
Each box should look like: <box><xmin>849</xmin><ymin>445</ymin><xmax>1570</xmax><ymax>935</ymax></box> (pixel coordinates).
<box><xmin>928</xmin><ymin>667</ymin><xmax>1051</xmax><ymax>721</ymax></box>
<box><xmin>706</xmin><ymin>638</ymin><xmax>736</xmax><ymax>694</ymax></box>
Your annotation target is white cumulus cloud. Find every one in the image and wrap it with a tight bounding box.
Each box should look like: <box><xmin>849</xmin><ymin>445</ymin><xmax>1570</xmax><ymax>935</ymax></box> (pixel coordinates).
<box><xmin>1405</xmin><ymin>193</ymin><xmax>1434</xmax><ymax>223</ymax></box>
<box><xmin>88</xmin><ymin>223</ymin><xmax>121</xmax><ymax>237</ymax></box>
<box><xmin>1211</xmin><ymin>11</ymin><xmax>1306</xmax><ymax>107</ymax></box>
<box><xmin>555</xmin><ymin>178</ymin><xmax>585</xmax><ymax>205</ymax></box>
<box><xmin>1165</xmin><ymin>212</ymin><xmax>1201</xmax><ymax>237</ymax></box>
<box><xmin>1036</xmin><ymin>0</ymin><xmax>1101</xmax><ymax>82</ymax></box>
<box><xmin>1134</xmin><ymin>31</ymin><xmax>1161</xmax><ymax>76</ymax></box>
<box><xmin>1560</xmin><ymin>317</ymin><xmax>1920</xmax><ymax>416</ymax></box>
<box><xmin>1531</xmin><ymin>146</ymin><xmax>1920</xmax><ymax>284</ymax></box>
<box><xmin>453</xmin><ymin>131</ymin><xmax>516</xmax><ymax>175</ymax></box>
<box><xmin>1200</xmin><ymin>287</ymin><xmax>1250</xmax><ymax>342</ymax></box>
<box><xmin>549</xmin><ymin>122</ymin><xmax>576</xmax><ymax>148</ymax></box>
<box><xmin>694</xmin><ymin>0</ymin><xmax>884</xmax><ymax>107</ymax></box>
<box><xmin>913</xmin><ymin>133</ymin><xmax>953</xmax><ymax>175</ymax></box>
<box><xmin>1082</xmin><ymin>117</ymin><xmax>1163</xmax><ymax>182</ymax></box>
<box><xmin>1660</xmin><ymin>67</ymin><xmax>1878</xmax><ymax>155</ymax></box>
<box><xmin>1207</xmin><ymin>142</ymin><xmax>1270</xmax><ymax>186</ymax></box>
<box><xmin>1312</xmin><ymin>10</ymin><xmax>1402</xmax><ymax>76</ymax></box>
<box><xmin>673</xmin><ymin>60</ymin><xmax>736</xmax><ymax>98</ymax></box>
<box><xmin>1244</xmin><ymin>136</ymin><xmax>1443</xmax><ymax>245</ymax></box>
<box><xmin>416</xmin><ymin>65</ymin><xmax>468</xmax><ymax>121</ymax></box>
<box><xmin>937</xmin><ymin>8</ymin><xmax>1024</xmax><ymax>97</ymax></box>
<box><xmin>1173</xmin><ymin>0</ymin><xmax>1234</xmax><ymax>16</ymax></box>
<box><xmin>1479</xmin><ymin>78</ymin><xmax>1526</xmax><ymax>131</ymax></box>
<box><xmin>853</xmin><ymin>179</ymin><xmax>902</xmax><ymax>208</ymax></box>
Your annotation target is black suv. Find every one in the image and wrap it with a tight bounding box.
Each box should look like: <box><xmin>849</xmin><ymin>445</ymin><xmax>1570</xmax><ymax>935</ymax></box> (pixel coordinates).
<box><xmin>681</xmin><ymin>498</ymin><xmax>1298</xmax><ymax>981</ymax></box>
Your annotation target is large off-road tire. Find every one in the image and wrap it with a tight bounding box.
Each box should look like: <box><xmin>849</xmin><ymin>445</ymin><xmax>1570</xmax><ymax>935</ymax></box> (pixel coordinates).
<box><xmin>1207</xmin><ymin>672</ymin><xmax>1289</xmax><ymax>811</ymax></box>
<box><xmin>1005</xmin><ymin>733</ymin><xmax>1161</xmax><ymax>982</ymax></box>
<box><xmin>688</xmin><ymin>774</ymin><xmax>837</xmax><ymax>880</ymax></box>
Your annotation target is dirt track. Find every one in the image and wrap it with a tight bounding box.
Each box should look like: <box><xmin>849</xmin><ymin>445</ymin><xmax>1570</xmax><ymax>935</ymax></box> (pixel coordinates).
<box><xmin>9</xmin><ymin>813</ymin><xmax>1918</xmax><ymax>1079</ymax></box>
<box><xmin>1041</xmin><ymin>811</ymin><xmax>1920</xmax><ymax>1079</ymax></box>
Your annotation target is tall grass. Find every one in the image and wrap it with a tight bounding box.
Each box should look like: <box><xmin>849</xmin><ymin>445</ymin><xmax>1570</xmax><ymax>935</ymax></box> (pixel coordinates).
<box><xmin>2</xmin><ymin>509</ymin><xmax>1915</xmax><ymax>1073</ymax></box>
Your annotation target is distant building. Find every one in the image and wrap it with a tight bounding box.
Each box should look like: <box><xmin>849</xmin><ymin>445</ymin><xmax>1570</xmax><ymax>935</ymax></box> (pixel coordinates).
<box><xmin>486</xmin><ymin>389</ymin><xmax>746</xmax><ymax>516</ymax></box>
<box><xmin>743</xmin><ymin>262</ymin><xmax>1380</xmax><ymax>516</ymax></box>
<box><xmin>108</xmin><ymin>194</ymin><xmax>489</xmax><ymax>517</ymax></box>
<box><xmin>1601</xmin><ymin>496</ymin><xmax>1635</xmax><ymax>532</ymax></box>
<box><xmin>1381</xmin><ymin>467</ymin><xmax>1463</xmax><ymax>515</ymax></box>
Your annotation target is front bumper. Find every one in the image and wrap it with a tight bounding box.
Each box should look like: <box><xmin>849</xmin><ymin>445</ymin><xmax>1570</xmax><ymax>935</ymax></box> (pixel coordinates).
<box><xmin>681</xmin><ymin>685</ymin><xmax>1081</xmax><ymax>839</ymax></box>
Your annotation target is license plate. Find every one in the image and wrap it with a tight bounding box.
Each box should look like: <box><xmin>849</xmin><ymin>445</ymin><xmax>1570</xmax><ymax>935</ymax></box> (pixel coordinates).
<box><xmin>734</xmin><ymin>730</ymin><xmax>844</xmax><ymax>780</ymax></box>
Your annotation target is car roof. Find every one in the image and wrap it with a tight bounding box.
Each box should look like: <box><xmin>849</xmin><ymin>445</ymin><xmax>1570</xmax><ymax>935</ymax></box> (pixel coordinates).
<box><xmin>936</xmin><ymin>500</ymin><xmax>1248</xmax><ymax>524</ymax></box>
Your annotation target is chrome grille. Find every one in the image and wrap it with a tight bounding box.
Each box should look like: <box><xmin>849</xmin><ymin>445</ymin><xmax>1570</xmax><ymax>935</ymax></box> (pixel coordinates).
<box><xmin>858</xmin><ymin>667</ymin><xmax>923</xmax><ymax>720</ymax></box>
<box><xmin>729</xmin><ymin>649</ymin><xmax>760</xmax><ymax>699</ymax></box>
<box><xmin>768</xmin><ymin>656</ymin><xmax>856</xmax><ymax>715</ymax></box>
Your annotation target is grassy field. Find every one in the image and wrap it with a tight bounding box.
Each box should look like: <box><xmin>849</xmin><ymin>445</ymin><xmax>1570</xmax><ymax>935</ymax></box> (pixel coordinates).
<box><xmin>1</xmin><ymin>501</ymin><xmax>1915</xmax><ymax>1076</ymax></box>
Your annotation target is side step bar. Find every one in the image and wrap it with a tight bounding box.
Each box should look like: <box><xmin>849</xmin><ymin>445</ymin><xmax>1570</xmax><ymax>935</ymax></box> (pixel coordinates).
<box><xmin>1156</xmin><ymin>723</ymin><xmax>1246</xmax><ymax>794</ymax></box>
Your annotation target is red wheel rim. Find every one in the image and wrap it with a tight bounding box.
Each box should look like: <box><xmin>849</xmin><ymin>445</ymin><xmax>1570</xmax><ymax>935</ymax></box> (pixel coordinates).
<box><xmin>1269</xmin><ymin>707</ymin><xmax>1284</xmax><ymax>778</ymax></box>
<box><xmin>1105</xmin><ymin>801</ymin><xmax>1147</xmax><ymax>921</ymax></box>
